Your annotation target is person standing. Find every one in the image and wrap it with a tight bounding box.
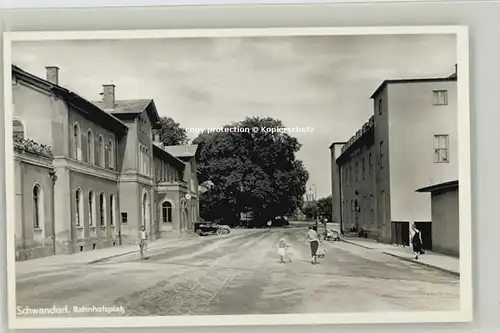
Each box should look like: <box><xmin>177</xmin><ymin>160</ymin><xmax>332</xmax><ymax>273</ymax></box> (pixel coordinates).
<box><xmin>267</xmin><ymin>220</ymin><xmax>272</xmax><ymax>230</ymax></box>
<box><xmin>305</xmin><ymin>226</ymin><xmax>320</xmax><ymax>264</ymax></box>
<box><xmin>410</xmin><ymin>223</ymin><xmax>423</xmax><ymax>260</ymax></box>
<box><xmin>138</xmin><ymin>225</ymin><xmax>149</xmax><ymax>260</ymax></box>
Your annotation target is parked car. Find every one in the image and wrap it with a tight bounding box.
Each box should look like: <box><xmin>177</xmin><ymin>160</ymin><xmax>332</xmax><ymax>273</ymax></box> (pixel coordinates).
<box><xmin>194</xmin><ymin>221</ymin><xmax>231</xmax><ymax>236</ymax></box>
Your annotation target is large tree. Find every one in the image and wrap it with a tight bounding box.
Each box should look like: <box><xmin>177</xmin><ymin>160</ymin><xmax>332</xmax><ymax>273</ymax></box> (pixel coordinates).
<box><xmin>155</xmin><ymin>116</ymin><xmax>188</xmax><ymax>146</ymax></box>
<box><xmin>194</xmin><ymin>117</ymin><xmax>309</xmax><ymax>226</ymax></box>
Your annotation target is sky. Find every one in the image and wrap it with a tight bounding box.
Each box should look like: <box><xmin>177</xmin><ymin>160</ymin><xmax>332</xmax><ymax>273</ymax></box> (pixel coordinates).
<box><xmin>12</xmin><ymin>34</ymin><xmax>456</xmax><ymax>198</ymax></box>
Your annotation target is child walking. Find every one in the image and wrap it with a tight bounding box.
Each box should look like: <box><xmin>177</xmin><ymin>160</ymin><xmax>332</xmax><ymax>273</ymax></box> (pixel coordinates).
<box><xmin>278</xmin><ymin>238</ymin><xmax>291</xmax><ymax>263</ymax></box>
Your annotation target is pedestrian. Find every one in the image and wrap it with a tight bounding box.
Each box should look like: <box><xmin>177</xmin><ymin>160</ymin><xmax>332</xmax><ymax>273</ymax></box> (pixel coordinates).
<box><xmin>304</xmin><ymin>226</ymin><xmax>320</xmax><ymax>264</ymax></box>
<box><xmin>410</xmin><ymin>223</ymin><xmax>423</xmax><ymax>260</ymax></box>
<box><xmin>277</xmin><ymin>238</ymin><xmax>291</xmax><ymax>263</ymax></box>
<box><xmin>138</xmin><ymin>225</ymin><xmax>149</xmax><ymax>260</ymax></box>
<box><xmin>267</xmin><ymin>220</ymin><xmax>272</xmax><ymax>230</ymax></box>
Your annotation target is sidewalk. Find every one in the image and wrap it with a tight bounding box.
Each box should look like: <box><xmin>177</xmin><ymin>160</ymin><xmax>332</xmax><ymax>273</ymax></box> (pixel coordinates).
<box><xmin>16</xmin><ymin>234</ymin><xmax>198</xmax><ymax>276</ymax></box>
<box><xmin>341</xmin><ymin>237</ymin><xmax>459</xmax><ymax>276</ymax></box>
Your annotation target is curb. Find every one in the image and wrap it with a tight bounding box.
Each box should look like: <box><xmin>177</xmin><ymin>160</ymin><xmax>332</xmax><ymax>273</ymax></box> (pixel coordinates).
<box><xmin>382</xmin><ymin>251</ymin><xmax>460</xmax><ymax>277</ymax></box>
<box><xmin>340</xmin><ymin>238</ymin><xmax>374</xmax><ymax>250</ymax></box>
<box><xmin>88</xmin><ymin>235</ymin><xmax>200</xmax><ymax>265</ymax></box>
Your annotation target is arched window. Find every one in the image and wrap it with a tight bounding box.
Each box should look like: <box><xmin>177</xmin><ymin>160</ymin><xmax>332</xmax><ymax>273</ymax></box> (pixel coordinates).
<box><xmin>98</xmin><ymin>135</ymin><xmax>104</xmax><ymax>167</ymax></box>
<box><xmin>162</xmin><ymin>201</ymin><xmax>172</xmax><ymax>223</ymax></box>
<box><xmin>33</xmin><ymin>185</ymin><xmax>42</xmax><ymax>229</ymax></box>
<box><xmin>86</xmin><ymin>129</ymin><xmax>94</xmax><ymax>164</ymax></box>
<box><xmin>76</xmin><ymin>188</ymin><xmax>83</xmax><ymax>226</ymax></box>
<box><xmin>99</xmin><ymin>193</ymin><xmax>106</xmax><ymax>226</ymax></box>
<box><xmin>142</xmin><ymin>191</ymin><xmax>149</xmax><ymax>228</ymax></box>
<box><xmin>13</xmin><ymin>119</ymin><xmax>25</xmax><ymax>140</ymax></box>
<box><xmin>88</xmin><ymin>191</ymin><xmax>95</xmax><ymax>226</ymax></box>
<box><xmin>109</xmin><ymin>194</ymin><xmax>115</xmax><ymax>226</ymax></box>
<box><xmin>109</xmin><ymin>139</ymin><xmax>114</xmax><ymax>169</ymax></box>
<box><xmin>73</xmin><ymin>123</ymin><xmax>82</xmax><ymax>161</ymax></box>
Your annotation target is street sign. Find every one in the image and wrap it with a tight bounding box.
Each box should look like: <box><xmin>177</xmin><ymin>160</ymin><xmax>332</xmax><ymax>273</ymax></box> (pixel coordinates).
<box><xmin>185</xmin><ymin>194</ymin><xmax>192</xmax><ymax>200</ymax></box>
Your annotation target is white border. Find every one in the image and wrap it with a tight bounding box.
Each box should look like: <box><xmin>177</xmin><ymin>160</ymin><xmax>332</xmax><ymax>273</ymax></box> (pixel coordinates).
<box><xmin>3</xmin><ymin>26</ymin><xmax>472</xmax><ymax>329</ymax></box>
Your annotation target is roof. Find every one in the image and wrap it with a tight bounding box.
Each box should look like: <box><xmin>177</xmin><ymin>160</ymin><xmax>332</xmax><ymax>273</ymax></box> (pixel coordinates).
<box><xmin>12</xmin><ymin>65</ymin><xmax>128</xmax><ymax>138</ymax></box>
<box><xmin>152</xmin><ymin>143</ymin><xmax>186</xmax><ymax>170</ymax></box>
<box><xmin>92</xmin><ymin>99</ymin><xmax>161</xmax><ymax>128</ymax></box>
<box><xmin>370</xmin><ymin>75</ymin><xmax>458</xmax><ymax>99</ymax></box>
<box><xmin>163</xmin><ymin>144</ymin><xmax>200</xmax><ymax>158</ymax></box>
<box><xmin>416</xmin><ymin>180</ymin><xmax>458</xmax><ymax>193</ymax></box>
<box><xmin>329</xmin><ymin>141</ymin><xmax>347</xmax><ymax>150</ymax></box>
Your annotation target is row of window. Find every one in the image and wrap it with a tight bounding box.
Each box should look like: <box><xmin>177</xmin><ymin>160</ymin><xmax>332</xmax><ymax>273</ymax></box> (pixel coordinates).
<box><xmin>75</xmin><ymin>189</ymin><xmax>116</xmax><ymax>227</ymax></box>
<box><xmin>155</xmin><ymin>160</ymin><xmax>181</xmax><ymax>183</ymax></box>
<box><xmin>72</xmin><ymin>123</ymin><xmax>115</xmax><ymax>170</ymax></box>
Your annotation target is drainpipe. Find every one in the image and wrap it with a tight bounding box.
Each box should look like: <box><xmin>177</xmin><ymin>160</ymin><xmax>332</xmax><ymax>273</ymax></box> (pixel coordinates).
<box><xmin>49</xmin><ymin>169</ymin><xmax>57</xmax><ymax>255</ymax></box>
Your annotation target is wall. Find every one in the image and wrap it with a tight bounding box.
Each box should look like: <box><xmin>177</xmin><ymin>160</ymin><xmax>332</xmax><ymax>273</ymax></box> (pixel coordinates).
<box><xmin>12</xmin><ymin>80</ymin><xmax>54</xmax><ymax>148</ymax></box>
<box><xmin>14</xmin><ymin>151</ymin><xmax>55</xmax><ymax>261</ymax></box>
<box><xmin>387</xmin><ymin>81</ymin><xmax>458</xmax><ymax>226</ymax></box>
<box><xmin>373</xmin><ymin>88</ymin><xmax>392</xmax><ymax>243</ymax></box>
<box><xmin>431</xmin><ymin>187</ymin><xmax>459</xmax><ymax>257</ymax></box>
<box><xmin>69</xmin><ymin>170</ymin><xmax>119</xmax><ymax>252</ymax></box>
<box><xmin>338</xmin><ymin>140</ymin><xmax>377</xmax><ymax>238</ymax></box>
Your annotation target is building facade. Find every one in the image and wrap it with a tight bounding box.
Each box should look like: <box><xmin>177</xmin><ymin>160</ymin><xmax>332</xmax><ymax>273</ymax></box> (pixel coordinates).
<box><xmin>12</xmin><ymin>65</ymin><xmax>199</xmax><ymax>261</ymax></box>
<box><xmin>331</xmin><ymin>67</ymin><xmax>458</xmax><ymax>248</ymax></box>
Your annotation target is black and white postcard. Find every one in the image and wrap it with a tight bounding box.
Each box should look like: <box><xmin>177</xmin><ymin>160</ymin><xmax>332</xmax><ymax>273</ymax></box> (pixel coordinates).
<box><xmin>3</xmin><ymin>27</ymin><xmax>472</xmax><ymax>329</ymax></box>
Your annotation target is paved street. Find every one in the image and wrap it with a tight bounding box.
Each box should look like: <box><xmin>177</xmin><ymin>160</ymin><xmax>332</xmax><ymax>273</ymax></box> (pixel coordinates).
<box><xmin>16</xmin><ymin>227</ymin><xmax>459</xmax><ymax>317</ymax></box>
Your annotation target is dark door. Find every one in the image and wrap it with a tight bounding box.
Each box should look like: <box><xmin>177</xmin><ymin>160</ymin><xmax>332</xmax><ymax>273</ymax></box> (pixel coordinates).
<box><xmin>415</xmin><ymin>222</ymin><xmax>432</xmax><ymax>250</ymax></box>
<box><xmin>391</xmin><ymin>222</ymin><xmax>410</xmax><ymax>246</ymax></box>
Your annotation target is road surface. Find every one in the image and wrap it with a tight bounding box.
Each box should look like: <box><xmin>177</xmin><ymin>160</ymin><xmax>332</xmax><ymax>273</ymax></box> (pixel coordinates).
<box><xmin>16</xmin><ymin>228</ymin><xmax>459</xmax><ymax>316</ymax></box>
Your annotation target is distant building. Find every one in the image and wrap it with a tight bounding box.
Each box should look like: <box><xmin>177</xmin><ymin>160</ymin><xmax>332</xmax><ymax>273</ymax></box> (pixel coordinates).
<box><xmin>11</xmin><ymin>65</ymin><xmax>199</xmax><ymax>261</ymax></box>
<box><xmin>416</xmin><ymin>180</ymin><xmax>459</xmax><ymax>257</ymax></box>
<box><xmin>331</xmin><ymin>67</ymin><xmax>458</xmax><ymax>246</ymax></box>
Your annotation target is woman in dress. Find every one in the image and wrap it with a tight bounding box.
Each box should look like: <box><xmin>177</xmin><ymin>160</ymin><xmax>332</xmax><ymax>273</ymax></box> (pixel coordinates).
<box><xmin>305</xmin><ymin>226</ymin><xmax>320</xmax><ymax>264</ymax></box>
<box><xmin>410</xmin><ymin>223</ymin><xmax>423</xmax><ymax>260</ymax></box>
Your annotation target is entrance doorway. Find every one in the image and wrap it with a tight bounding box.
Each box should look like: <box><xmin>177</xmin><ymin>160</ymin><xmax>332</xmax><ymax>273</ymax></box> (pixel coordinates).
<box><xmin>414</xmin><ymin>221</ymin><xmax>432</xmax><ymax>250</ymax></box>
<box><xmin>391</xmin><ymin>221</ymin><xmax>409</xmax><ymax>246</ymax></box>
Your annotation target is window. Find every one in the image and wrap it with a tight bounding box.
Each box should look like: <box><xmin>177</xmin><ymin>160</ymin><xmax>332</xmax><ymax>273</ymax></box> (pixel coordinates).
<box><xmin>73</xmin><ymin>123</ymin><xmax>82</xmax><ymax>161</ymax></box>
<box><xmin>121</xmin><ymin>212</ymin><xmax>128</xmax><ymax>224</ymax></box>
<box><xmin>362</xmin><ymin>158</ymin><xmax>365</xmax><ymax>180</ymax></box>
<box><xmin>98</xmin><ymin>136</ymin><xmax>104</xmax><ymax>167</ymax></box>
<box><xmin>99</xmin><ymin>193</ymin><xmax>106</xmax><ymax>226</ymax></box>
<box><xmin>434</xmin><ymin>134</ymin><xmax>450</xmax><ymax>163</ymax></box>
<box><xmin>433</xmin><ymin>90</ymin><xmax>448</xmax><ymax>105</ymax></box>
<box><xmin>89</xmin><ymin>191</ymin><xmax>94</xmax><ymax>226</ymax></box>
<box><xmin>13</xmin><ymin>119</ymin><xmax>25</xmax><ymax>140</ymax></box>
<box><xmin>33</xmin><ymin>185</ymin><xmax>41</xmax><ymax>228</ymax></box>
<box><xmin>162</xmin><ymin>201</ymin><xmax>173</xmax><ymax>223</ymax></box>
<box><xmin>86</xmin><ymin>130</ymin><xmax>94</xmax><ymax>164</ymax></box>
<box><xmin>379</xmin><ymin>141</ymin><xmax>384</xmax><ymax>169</ymax></box>
<box><xmin>109</xmin><ymin>194</ymin><xmax>115</xmax><ymax>226</ymax></box>
<box><xmin>378</xmin><ymin>99</ymin><xmax>383</xmax><ymax>115</ymax></box>
<box><xmin>76</xmin><ymin>189</ymin><xmax>82</xmax><ymax>226</ymax></box>
<box><xmin>109</xmin><ymin>139</ymin><xmax>114</xmax><ymax>169</ymax></box>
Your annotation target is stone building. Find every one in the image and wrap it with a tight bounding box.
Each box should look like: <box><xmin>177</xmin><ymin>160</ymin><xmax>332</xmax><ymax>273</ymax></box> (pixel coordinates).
<box><xmin>11</xmin><ymin>64</ymin><xmax>199</xmax><ymax>261</ymax></box>
<box><xmin>331</xmin><ymin>67</ymin><xmax>458</xmax><ymax>247</ymax></box>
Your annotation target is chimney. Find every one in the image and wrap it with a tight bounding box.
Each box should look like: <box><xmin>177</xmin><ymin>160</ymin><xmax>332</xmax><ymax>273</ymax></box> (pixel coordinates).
<box><xmin>45</xmin><ymin>66</ymin><xmax>59</xmax><ymax>85</ymax></box>
<box><xmin>101</xmin><ymin>84</ymin><xmax>115</xmax><ymax>109</ymax></box>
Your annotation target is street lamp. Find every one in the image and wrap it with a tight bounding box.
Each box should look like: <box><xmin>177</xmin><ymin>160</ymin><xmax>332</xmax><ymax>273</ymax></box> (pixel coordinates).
<box><xmin>310</xmin><ymin>184</ymin><xmax>319</xmax><ymax>229</ymax></box>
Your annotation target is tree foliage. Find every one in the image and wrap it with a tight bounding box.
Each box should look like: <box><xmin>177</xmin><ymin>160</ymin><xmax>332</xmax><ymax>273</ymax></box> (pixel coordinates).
<box><xmin>194</xmin><ymin>117</ymin><xmax>309</xmax><ymax>226</ymax></box>
<box><xmin>155</xmin><ymin>116</ymin><xmax>188</xmax><ymax>146</ymax></box>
